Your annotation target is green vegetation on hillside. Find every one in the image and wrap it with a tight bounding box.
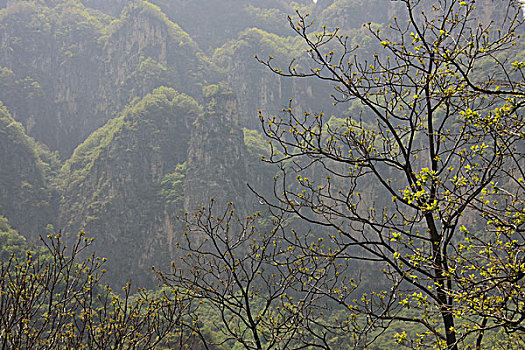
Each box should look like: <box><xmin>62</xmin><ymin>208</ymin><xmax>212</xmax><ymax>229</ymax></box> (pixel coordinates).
<box><xmin>0</xmin><ymin>102</ymin><xmax>53</xmax><ymax>238</ymax></box>
<box><xmin>0</xmin><ymin>216</ymin><xmax>30</xmax><ymax>261</ymax></box>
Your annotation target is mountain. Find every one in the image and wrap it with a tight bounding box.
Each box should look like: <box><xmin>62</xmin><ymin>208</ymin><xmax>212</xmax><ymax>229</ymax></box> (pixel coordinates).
<box><xmin>0</xmin><ymin>0</ymin><xmax>212</xmax><ymax>155</ymax></box>
<box><xmin>58</xmin><ymin>85</ymin><xmax>254</xmax><ymax>287</ymax></box>
<box><xmin>0</xmin><ymin>0</ymin><xmax>381</xmax><ymax>286</ymax></box>
<box><xmin>184</xmin><ymin>84</ymin><xmax>249</xmax><ymax>214</ymax></box>
<box><xmin>59</xmin><ymin>87</ymin><xmax>199</xmax><ymax>286</ymax></box>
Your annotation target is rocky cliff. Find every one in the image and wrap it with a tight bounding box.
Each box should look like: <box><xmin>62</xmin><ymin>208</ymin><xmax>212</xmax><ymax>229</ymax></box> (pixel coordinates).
<box><xmin>213</xmin><ymin>28</ymin><xmax>341</xmax><ymax>130</ymax></box>
<box><xmin>184</xmin><ymin>85</ymin><xmax>249</xmax><ymax>214</ymax></box>
<box><xmin>59</xmin><ymin>87</ymin><xmax>201</xmax><ymax>286</ymax></box>
<box><xmin>1</xmin><ymin>0</ymin><xmax>451</xmax><ymax>288</ymax></box>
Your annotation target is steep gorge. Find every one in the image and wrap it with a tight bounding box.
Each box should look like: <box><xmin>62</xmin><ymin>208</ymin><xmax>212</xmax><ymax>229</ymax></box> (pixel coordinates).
<box><xmin>0</xmin><ymin>0</ymin><xmax>447</xmax><ymax>287</ymax></box>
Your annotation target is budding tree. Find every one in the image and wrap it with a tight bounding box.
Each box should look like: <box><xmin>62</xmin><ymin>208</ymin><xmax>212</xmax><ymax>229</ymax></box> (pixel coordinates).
<box><xmin>257</xmin><ymin>0</ymin><xmax>525</xmax><ymax>348</ymax></box>
<box><xmin>0</xmin><ymin>233</ymin><xmax>193</xmax><ymax>349</ymax></box>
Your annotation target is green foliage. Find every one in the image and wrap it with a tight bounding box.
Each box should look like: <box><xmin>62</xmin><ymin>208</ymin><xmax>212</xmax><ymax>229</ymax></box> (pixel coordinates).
<box><xmin>0</xmin><ymin>216</ymin><xmax>30</xmax><ymax>262</ymax></box>
<box><xmin>0</xmin><ymin>2</ymin><xmax>523</xmax><ymax>349</ymax></box>
<box><xmin>0</xmin><ymin>0</ymin><xmax>105</xmax><ymax>65</ymax></box>
<box><xmin>52</xmin><ymin>1</ymin><xmax>106</xmax><ymax>53</ymax></box>
<box><xmin>61</xmin><ymin>87</ymin><xmax>200</xmax><ymax>188</ymax></box>
<box><xmin>149</xmin><ymin>0</ymin><xmax>298</xmax><ymax>49</ymax></box>
<box><xmin>213</xmin><ymin>27</ymin><xmax>305</xmax><ymax>69</ymax></box>
<box><xmin>258</xmin><ymin>1</ymin><xmax>525</xmax><ymax>349</ymax></box>
<box><xmin>0</xmin><ymin>102</ymin><xmax>40</xmax><ymax>157</ymax></box>
<box><xmin>202</xmin><ymin>83</ymin><xmax>225</xmax><ymax>99</ymax></box>
<box><xmin>160</xmin><ymin>162</ymin><xmax>186</xmax><ymax>209</ymax></box>
<box><xmin>0</xmin><ymin>101</ymin><xmax>53</xmax><ymax>237</ymax></box>
<box><xmin>243</xmin><ymin>128</ymin><xmax>271</xmax><ymax>159</ymax></box>
<box><xmin>484</xmin><ymin>330</ymin><xmax>525</xmax><ymax>350</ymax></box>
<box><xmin>244</xmin><ymin>5</ymin><xmax>287</xmax><ymax>31</ymax></box>
<box><xmin>60</xmin><ymin>117</ymin><xmax>123</xmax><ymax>190</ymax></box>
<box><xmin>59</xmin><ymin>87</ymin><xmax>201</xmax><ymax>287</ymax></box>
<box><xmin>0</xmin><ymin>0</ymin><xmax>109</xmax><ymax>153</ymax></box>
<box><xmin>319</xmin><ymin>0</ymin><xmax>391</xmax><ymax>29</ymax></box>
<box><xmin>0</xmin><ymin>0</ymin><xmax>215</xmax><ymax>154</ymax></box>
<box><xmin>105</xmin><ymin>0</ymin><xmax>196</xmax><ymax>50</ymax></box>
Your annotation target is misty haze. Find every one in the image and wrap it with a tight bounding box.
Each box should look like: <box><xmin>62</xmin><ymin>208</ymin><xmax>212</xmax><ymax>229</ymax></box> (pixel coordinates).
<box><xmin>0</xmin><ymin>0</ymin><xmax>524</xmax><ymax>349</ymax></box>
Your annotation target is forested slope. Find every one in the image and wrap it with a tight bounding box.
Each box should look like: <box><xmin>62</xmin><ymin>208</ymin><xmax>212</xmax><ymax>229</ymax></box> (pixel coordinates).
<box><xmin>0</xmin><ymin>102</ymin><xmax>54</xmax><ymax>239</ymax></box>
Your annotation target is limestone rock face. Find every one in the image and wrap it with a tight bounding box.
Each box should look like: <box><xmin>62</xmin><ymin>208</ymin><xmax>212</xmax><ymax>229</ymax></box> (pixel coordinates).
<box><xmin>184</xmin><ymin>85</ymin><xmax>249</xmax><ymax>214</ymax></box>
<box><xmin>213</xmin><ymin>28</ymin><xmax>335</xmax><ymax>130</ymax></box>
<box><xmin>0</xmin><ymin>1</ymin><xmax>106</xmax><ymax>154</ymax></box>
<box><xmin>0</xmin><ymin>0</ymin><xmax>275</xmax><ymax>287</ymax></box>
<box><xmin>101</xmin><ymin>2</ymin><xmax>209</xmax><ymax>114</ymax></box>
<box><xmin>148</xmin><ymin>0</ymin><xmax>293</xmax><ymax>49</ymax></box>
